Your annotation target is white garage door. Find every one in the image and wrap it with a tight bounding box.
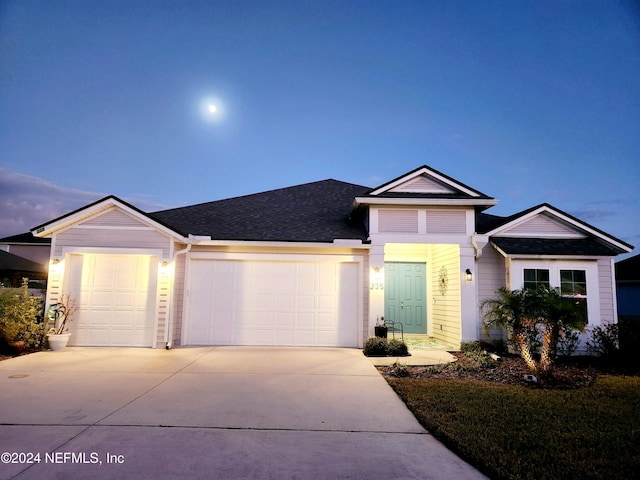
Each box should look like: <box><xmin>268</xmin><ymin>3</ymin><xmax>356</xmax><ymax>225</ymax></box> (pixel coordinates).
<box><xmin>65</xmin><ymin>254</ymin><xmax>158</xmax><ymax>346</ymax></box>
<box><xmin>185</xmin><ymin>259</ymin><xmax>360</xmax><ymax>347</ymax></box>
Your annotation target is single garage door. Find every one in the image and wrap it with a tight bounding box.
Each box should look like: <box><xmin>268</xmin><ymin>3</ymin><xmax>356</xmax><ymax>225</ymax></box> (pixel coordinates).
<box><xmin>185</xmin><ymin>259</ymin><xmax>360</xmax><ymax>346</ymax></box>
<box><xmin>65</xmin><ymin>254</ymin><xmax>158</xmax><ymax>346</ymax></box>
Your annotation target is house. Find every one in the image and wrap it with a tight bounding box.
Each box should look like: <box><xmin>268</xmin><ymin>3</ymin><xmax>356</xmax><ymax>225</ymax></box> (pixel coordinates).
<box><xmin>0</xmin><ymin>233</ymin><xmax>51</xmax><ymax>288</ymax></box>
<box><xmin>0</xmin><ymin>232</ymin><xmax>51</xmax><ymax>267</ymax></box>
<box><xmin>615</xmin><ymin>253</ymin><xmax>640</xmax><ymax>319</ymax></box>
<box><xmin>31</xmin><ymin>165</ymin><xmax>633</xmax><ymax>349</ymax></box>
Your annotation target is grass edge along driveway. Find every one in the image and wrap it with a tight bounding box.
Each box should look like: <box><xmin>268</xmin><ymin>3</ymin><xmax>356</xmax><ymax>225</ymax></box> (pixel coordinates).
<box><xmin>386</xmin><ymin>374</ymin><xmax>640</xmax><ymax>480</ymax></box>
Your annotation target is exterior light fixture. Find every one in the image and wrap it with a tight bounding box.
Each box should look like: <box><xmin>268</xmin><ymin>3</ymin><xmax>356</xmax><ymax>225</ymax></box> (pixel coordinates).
<box><xmin>370</xmin><ymin>266</ymin><xmax>384</xmax><ymax>290</ymax></box>
<box><xmin>159</xmin><ymin>261</ymin><xmax>171</xmax><ymax>276</ymax></box>
<box><xmin>465</xmin><ymin>269</ymin><xmax>473</xmax><ymax>282</ymax></box>
<box><xmin>52</xmin><ymin>259</ymin><xmax>60</xmax><ymax>265</ymax></box>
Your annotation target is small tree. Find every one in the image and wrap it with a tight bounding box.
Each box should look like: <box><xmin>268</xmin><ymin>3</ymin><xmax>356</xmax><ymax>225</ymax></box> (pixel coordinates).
<box><xmin>538</xmin><ymin>287</ymin><xmax>587</xmax><ymax>376</ymax></box>
<box><xmin>481</xmin><ymin>287</ymin><xmax>540</xmax><ymax>375</ymax></box>
<box><xmin>482</xmin><ymin>286</ymin><xmax>587</xmax><ymax>378</ymax></box>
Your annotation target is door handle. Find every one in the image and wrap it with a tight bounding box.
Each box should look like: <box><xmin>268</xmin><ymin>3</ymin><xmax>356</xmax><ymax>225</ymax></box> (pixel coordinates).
<box><xmin>400</xmin><ymin>301</ymin><xmax>404</xmax><ymax>310</ymax></box>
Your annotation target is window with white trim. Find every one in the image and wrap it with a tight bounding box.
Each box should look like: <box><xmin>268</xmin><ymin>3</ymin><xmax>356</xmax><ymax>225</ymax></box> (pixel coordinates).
<box><xmin>522</xmin><ymin>268</ymin><xmax>589</xmax><ymax>323</ymax></box>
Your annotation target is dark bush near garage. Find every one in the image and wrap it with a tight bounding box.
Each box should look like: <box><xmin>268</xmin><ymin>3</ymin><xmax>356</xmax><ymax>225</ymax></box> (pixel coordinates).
<box><xmin>364</xmin><ymin>337</ymin><xmax>409</xmax><ymax>357</ymax></box>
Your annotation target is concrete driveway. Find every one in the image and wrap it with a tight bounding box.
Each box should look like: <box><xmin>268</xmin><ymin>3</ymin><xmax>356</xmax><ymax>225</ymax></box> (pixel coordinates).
<box><xmin>0</xmin><ymin>347</ymin><xmax>485</xmax><ymax>479</ymax></box>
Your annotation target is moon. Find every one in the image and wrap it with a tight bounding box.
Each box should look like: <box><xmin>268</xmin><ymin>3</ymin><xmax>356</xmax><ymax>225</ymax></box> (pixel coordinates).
<box><xmin>208</xmin><ymin>104</ymin><xmax>217</xmax><ymax>113</ymax></box>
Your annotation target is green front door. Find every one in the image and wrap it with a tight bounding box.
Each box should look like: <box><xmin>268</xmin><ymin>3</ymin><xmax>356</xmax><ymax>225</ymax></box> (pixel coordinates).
<box><xmin>384</xmin><ymin>262</ymin><xmax>427</xmax><ymax>334</ymax></box>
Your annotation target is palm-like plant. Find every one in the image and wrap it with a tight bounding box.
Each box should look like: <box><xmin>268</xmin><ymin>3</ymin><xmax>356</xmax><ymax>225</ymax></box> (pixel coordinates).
<box><xmin>482</xmin><ymin>286</ymin><xmax>588</xmax><ymax>378</ymax></box>
<box><xmin>481</xmin><ymin>287</ymin><xmax>541</xmax><ymax>375</ymax></box>
<box><xmin>538</xmin><ymin>287</ymin><xmax>587</xmax><ymax>376</ymax></box>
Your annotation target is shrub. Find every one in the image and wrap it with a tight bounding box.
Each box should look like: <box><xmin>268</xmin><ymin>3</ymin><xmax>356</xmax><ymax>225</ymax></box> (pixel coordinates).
<box><xmin>387</xmin><ymin>338</ymin><xmax>408</xmax><ymax>356</ymax></box>
<box><xmin>364</xmin><ymin>337</ymin><xmax>388</xmax><ymax>356</ymax></box>
<box><xmin>363</xmin><ymin>337</ymin><xmax>409</xmax><ymax>356</ymax></box>
<box><xmin>557</xmin><ymin>329</ymin><xmax>581</xmax><ymax>357</ymax></box>
<box><xmin>388</xmin><ymin>360</ymin><xmax>409</xmax><ymax>377</ymax></box>
<box><xmin>0</xmin><ymin>279</ymin><xmax>45</xmax><ymax>351</ymax></box>
<box><xmin>586</xmin><ymin>324</ymin><xmax>619</xmax><ymax>359</ymax></box>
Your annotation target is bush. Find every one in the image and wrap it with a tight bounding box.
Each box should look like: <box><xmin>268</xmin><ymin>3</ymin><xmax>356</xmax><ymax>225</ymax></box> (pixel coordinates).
<box><xmin>387</xmin><ymin>338</ymin><xmax>408</xmax><ymax>356</ymax></box>
<box><xmin>363</xmin><ymin>337</ymin><xmax>388</xmax><ymax>356</ymax></box>
<box><xmin>586</xmin><ymin>324</ymin><xmax>619</xmax><ymax>359</ymax></box>
<box><xmin>363</xmin><ymin>337</ymin><xmax>409</xmax><ymax>357</ymax></box>
<box><xmin>0</xmin><ymin>279</ymin><xmax>45</xmax><ymax>352</ymax></box>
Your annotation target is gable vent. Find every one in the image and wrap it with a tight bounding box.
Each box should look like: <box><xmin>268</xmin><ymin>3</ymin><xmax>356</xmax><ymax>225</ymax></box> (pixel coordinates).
<box><xmin>389</xmin><ymin>174</ymin><xmax>456</xmax><ymax>194</ymax></box>
<box><xmin>378</xmin><ymin>209</ymin><xmax>419</xmax><ymax>233</ymax></box>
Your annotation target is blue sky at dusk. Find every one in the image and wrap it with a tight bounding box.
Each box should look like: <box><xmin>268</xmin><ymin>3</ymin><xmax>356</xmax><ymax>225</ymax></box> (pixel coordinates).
<box><xmin>1</xmin><ymin>1</ymin><xmax>638</xmax><ymax>257</ymax></box>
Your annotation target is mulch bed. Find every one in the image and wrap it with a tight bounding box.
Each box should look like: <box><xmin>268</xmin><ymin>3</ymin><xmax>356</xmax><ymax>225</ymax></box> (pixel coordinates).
<box><xmin>379</xmin><ymin>352</ymin><xmax>602</xmax><ymax>389</ymax></box>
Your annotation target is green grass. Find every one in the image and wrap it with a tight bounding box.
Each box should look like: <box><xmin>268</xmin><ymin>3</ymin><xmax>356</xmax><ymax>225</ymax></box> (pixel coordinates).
<box><xmin>386</xmin><ymin>375</ymin><xmax>640</xmax><ymax>480</ymax></box>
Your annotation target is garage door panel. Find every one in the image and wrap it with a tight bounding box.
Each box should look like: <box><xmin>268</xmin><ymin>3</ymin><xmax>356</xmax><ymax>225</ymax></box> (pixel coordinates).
<box><xmin>66</xmin><ymin>254</ymin><xmax>157</xmax><ymax>347</ymax></box>
<box><xmin>186</xmin><ymin>258</ymin><xmax>359</xmax><ymax>347</ymax></box>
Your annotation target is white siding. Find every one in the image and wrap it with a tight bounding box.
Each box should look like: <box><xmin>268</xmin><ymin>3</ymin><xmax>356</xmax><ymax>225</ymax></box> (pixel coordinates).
<box><xmin>500</xmin><ymin>213</ymin><xmax>586</xmax><ymax>237</ymax></box>
<box><xmin>477</xmin><ymin>246</ymin><xmax>507</xmax><ymax>341</ymax></box>
<box><xmin>389</xmin><ymin>174</ymin><xmax>456</xmax><ymax>194</ymax></box>
<box><xmin>79</xmin><ymin>209</ymin><xmax>146</xmax><ymax>228</ymax></box>
<box><xmin>54</xmin><ymin>228</ymin><xmax>171</xmax><ymax>257</ymax></box>
<box><xmin>598</xmin><ymin>259</ymin><xmax>615</xmax><ymax>325</ymax></box>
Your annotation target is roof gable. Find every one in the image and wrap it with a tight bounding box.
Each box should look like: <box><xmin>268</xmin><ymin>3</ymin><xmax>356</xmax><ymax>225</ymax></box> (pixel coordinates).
<box><xmin>369</xmin><ymin>165</ymin><xmax>492</xmax><ymax>198</ymax></box>
<box><xmin>485</xmin><ymin>204</ymin><xmax>633</xmax><ymax>256</ymax></box>
<box><xmin>355</xmin><ymin>165</ymin><xmax>497</xmax><ymax>209</ymax></box>
<box><xmin>493</xmin><ymin>211</ymin><xmax>586</xmax><ymax>238</ymax></box>
<box><xmin>31</xmin><ymin>195</ymin><xmax>186</xmax><ymax>240</ymax></box>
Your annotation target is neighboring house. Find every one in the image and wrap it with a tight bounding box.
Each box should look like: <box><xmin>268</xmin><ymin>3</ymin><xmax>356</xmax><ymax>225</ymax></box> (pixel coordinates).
<box><xmin>31</xmin><ymin>165</ymin><xmax>633</xmax><ymax>349</ymax></box>
<box><xmin>0</xmin><ymin>232</ymin><xmax>52</xmax><ymax>266</ymax></box>
<box><xmin>0</xmin><ymin>233</ymin><xmax>51</xmax><ymax>288</ymax></box>
<box><xmin>0</xmin><ymin>250</ymin><xmax>48</xmax><ymax>288</ymax></box>
<box><xmin>615</xmin><ymin>253</ymin><xmax>640</xmax><ymax>318</ymax></box>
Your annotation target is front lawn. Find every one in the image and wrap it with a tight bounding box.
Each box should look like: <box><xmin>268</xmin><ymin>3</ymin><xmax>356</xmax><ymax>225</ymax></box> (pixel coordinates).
<box><xmin>385</xmin><ymin>369</ymin><xmax>640</xmax><ymax>480</ymax></box>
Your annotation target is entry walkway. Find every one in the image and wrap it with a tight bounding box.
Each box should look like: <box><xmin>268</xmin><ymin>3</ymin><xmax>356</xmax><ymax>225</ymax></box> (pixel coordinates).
<box><xmin>369</xmin><ymin>334</ymin><xmax>458</xmax><ymax>366</ymax></box>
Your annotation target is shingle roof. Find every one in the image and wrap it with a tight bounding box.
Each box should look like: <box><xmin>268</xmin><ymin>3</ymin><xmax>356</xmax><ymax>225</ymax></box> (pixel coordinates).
<box><xmin>0</xmin><ymin>232</ymin><xmax>51</xmax><ymax>245</ymax></box>
<box><xmin>491</xmin><ymin>237</ymin><xmax>625</xmax><ymax>256</ymax></box>
<box><xmin>615</xmin><ymin>253</ymin><xmax>640</xmax><ymax>281</ymax></box>
<box><xmin>151</xmin><ymin>179</ymin><xmax>371</xmax><ymax>243</ymax></box>
<box><xmin>0</xmin><ymin>250</ymin><xmax>47</xmax><ymax>272</ymax></box>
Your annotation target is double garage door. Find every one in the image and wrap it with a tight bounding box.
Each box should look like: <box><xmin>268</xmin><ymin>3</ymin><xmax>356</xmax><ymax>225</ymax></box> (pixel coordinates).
<box><xmin>65</xmin><ymin>254</ymin><xmax>158</xmax><ymax>347</ymax></box>
<box><xmin>184</xmin><ymin>258</ymin><xmax>361</xmax><ymax>347</ymax></box>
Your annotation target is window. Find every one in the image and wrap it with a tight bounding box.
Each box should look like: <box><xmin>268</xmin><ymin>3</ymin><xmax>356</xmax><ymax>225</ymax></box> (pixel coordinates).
<box><xmin>560</xmin><ymin>270</ymin><xmax>587</xmax><ymax>296</ymax></box>
<box><xmin>523</xmin><ymin>269</ymin><xmax>549</xmax><ymax>290</ymax></box>
<box><xmin>560</xmin><ymin>269</ymin><xmax>588</xmax><ymax>322</ymax></box>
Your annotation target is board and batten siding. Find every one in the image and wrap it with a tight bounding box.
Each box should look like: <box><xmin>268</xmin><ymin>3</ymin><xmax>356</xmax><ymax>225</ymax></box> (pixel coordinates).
<box><xmin>168</xmin><ymin>250</ymin><xmax>187</xmax><ymax>346</ymax></box>
<box><xmin>430</xmin><ymin>244</ymin><xmax>461</xmax><ymax>346</ymax></box>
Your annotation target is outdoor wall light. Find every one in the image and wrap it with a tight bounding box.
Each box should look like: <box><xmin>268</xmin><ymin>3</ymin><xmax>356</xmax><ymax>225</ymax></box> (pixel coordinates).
<box><xmin>465</xmin><ymin>269</ymin><xmax>473</xmax><ymax>282</ymax></box>
<box><xmin>370</xmin><ymin>266</ymin><xmax>384</xmax><ymax>290</ymax></box>
<box><xmin>52</xmin><ymin>259</ymin><xmax>60</xmax><ymax>265</ymax></box>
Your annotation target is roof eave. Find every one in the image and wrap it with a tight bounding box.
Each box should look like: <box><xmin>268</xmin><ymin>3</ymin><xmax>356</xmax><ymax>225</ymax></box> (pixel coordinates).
<box><xmin>354</xmin><ymin>197</ymin><xmax>499</xmax><ymax>208</ymax></box>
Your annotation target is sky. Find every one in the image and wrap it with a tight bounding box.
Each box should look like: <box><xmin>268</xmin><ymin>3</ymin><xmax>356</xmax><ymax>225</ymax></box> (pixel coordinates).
<box><xmin>1</xmin><ymin>1</ymin><xmax>639</xmax><ymax>258</ymax></box>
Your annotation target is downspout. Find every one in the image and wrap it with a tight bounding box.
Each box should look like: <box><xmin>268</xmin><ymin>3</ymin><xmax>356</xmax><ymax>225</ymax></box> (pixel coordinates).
<box><xmin>165</xmin><ymin>236</ymin><xmax>193</xmax><ymax>350</ymax></box>
<box><xmin>471</xmin><ymin>233</ymin><xmax>482</xmax><ymax>258</ymax></box>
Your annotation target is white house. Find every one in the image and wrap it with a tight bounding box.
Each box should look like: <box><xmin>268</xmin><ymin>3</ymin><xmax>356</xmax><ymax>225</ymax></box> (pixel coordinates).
<box><xmin>32</xmin><ymin>165</ymin><xmax>633</xmax><ymax>349</ymax></box>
